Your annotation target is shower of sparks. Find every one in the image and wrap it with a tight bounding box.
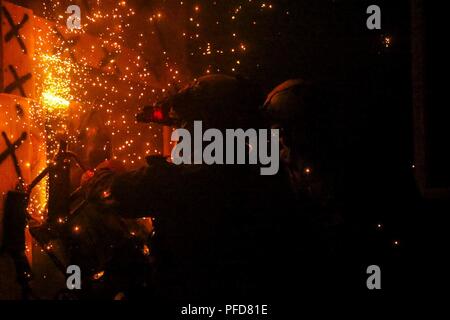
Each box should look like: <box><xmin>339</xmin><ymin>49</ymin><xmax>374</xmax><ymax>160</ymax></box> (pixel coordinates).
<box><xmin>1</xmin><ymin>0</ymin><xmax>282</xmax><ymax>220</ymax></box>
<box><xmin>31</xmin><ymin>1</ymin><xmax>162</xmax><ymax>171</ymax></box>
<box><xmin>38</xmin><ymin>54</ymin><xmax>73</xmax><ymax>112</ymax></box>
<box><xmin>27</xmin><ymin>0</ymin><xmax>280</xmax><ymax>169</ymax></box>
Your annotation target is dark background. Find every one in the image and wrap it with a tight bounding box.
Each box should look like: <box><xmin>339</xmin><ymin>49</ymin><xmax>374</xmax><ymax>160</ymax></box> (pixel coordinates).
<box><xmin>178</xmin><ymin>0</ymin><xmax>434</xmax><ymax>295</ymax></box>
<box><xmin>178</xmin><ymin>0</ymin><xmax>444</xmax><ymax>294</ymax></box>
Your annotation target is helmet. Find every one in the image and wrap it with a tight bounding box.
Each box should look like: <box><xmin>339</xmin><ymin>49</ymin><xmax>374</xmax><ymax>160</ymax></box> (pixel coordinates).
<box><xmin>263</xmin><ymin>79</ymin><xmax>341</xmax><ymax>171</ymax></box>
<box><xmin>263</xmin><ymin>78</ymin><xmax>340</xmax><ymax>140</ymax></box>
<box><xmin>263</xmin><ymin>79</ymin><xmax>312</xmax><ymax>125</ymax></box>
<box><xmin>138</xmin><ymin>74</ymin><xmax>262</xmax><ymax>129</ymax></box>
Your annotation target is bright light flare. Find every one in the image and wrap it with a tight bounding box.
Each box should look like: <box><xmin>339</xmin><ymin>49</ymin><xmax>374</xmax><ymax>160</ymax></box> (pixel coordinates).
<box><xmin>41</xmin><ymin>92</ymin><xmax>70</xmax><ymax>111</ymax></box>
